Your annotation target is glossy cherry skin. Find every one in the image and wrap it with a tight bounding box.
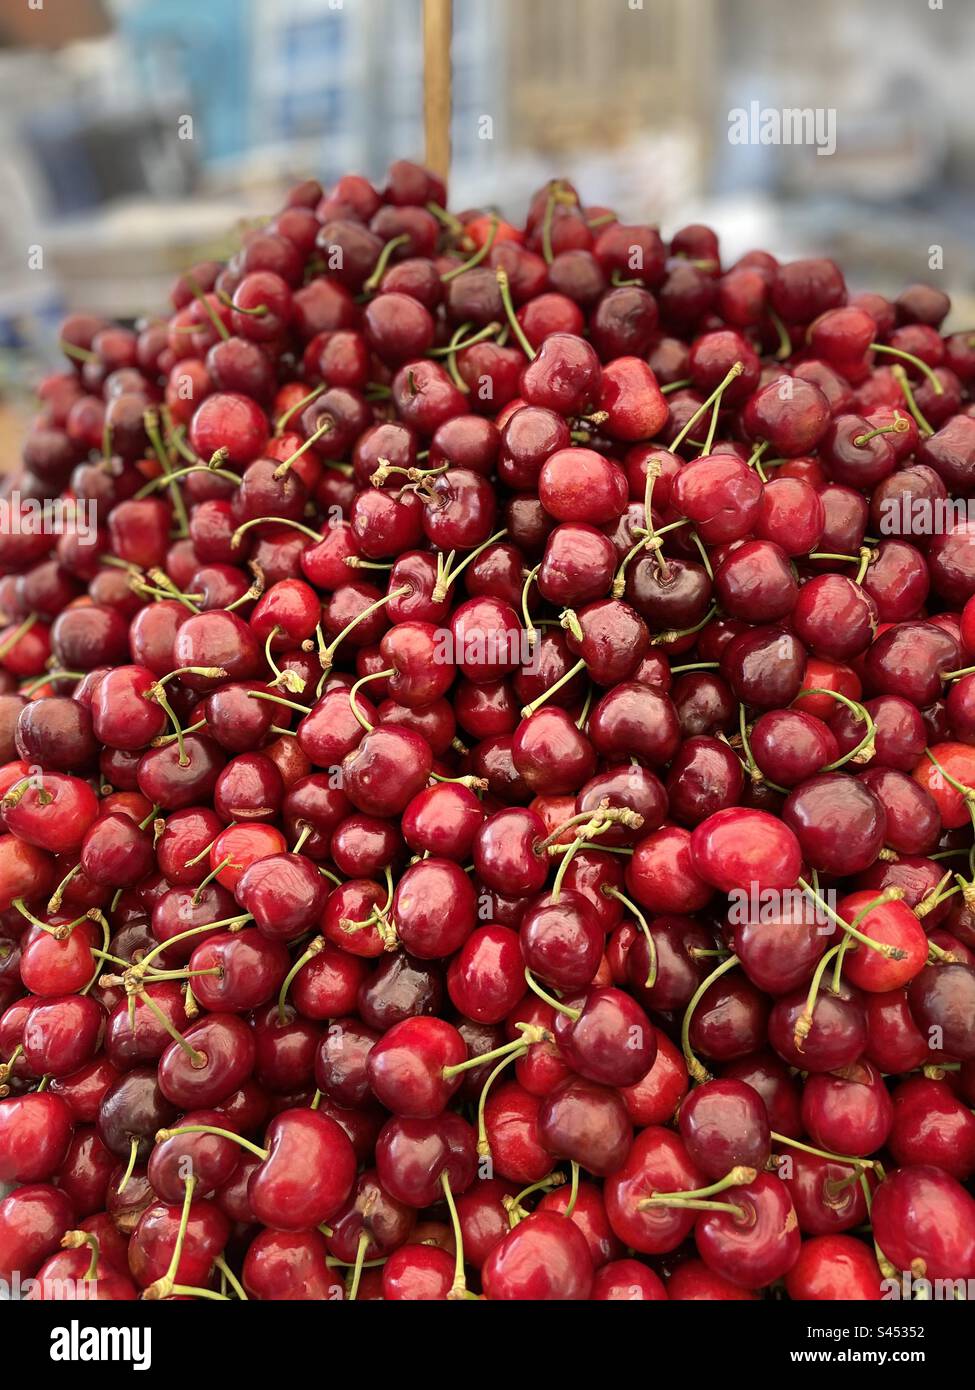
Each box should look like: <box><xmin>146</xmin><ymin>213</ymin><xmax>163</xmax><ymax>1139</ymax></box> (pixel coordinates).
<box><xmin>665</xmin><ymin>736</ymin><xmax>744</xmax><ymax>826</ymax></box>
<box><xmin>314</xmin><ymin>1016</ymin><xmax>380</xmax><ymax>1110</ymax></box>
<box><xmin>157</xmin><ymin>1013</ymin><xmax>257</xmax><ymax>1109</ymax></box>
<box><xmin>243</xmin><ymin>1228</ymin><xmax>345</xmax><ymax>1301</ymax></box>
<box><xmin>588</xmin><ymin>682</ymin><xmax>680</xmax><ymax>765</ymax></box>
<box><xmin>248</xmin><ymin>1108</ymin><xmax>356</xmax><ymax>1230</ymax></box>
<box><xmin>671</xmin><ymin>452</ymin><xmax>762</xmax><ymax>544</ymax></box>
<box><xmin>482</xmin><ymin>1081</ymin><xmax>552</xmax><ymax>1185</ymax></box>
<box><xmin>800</xmin><ymin>1060</ymin><xmax>893</xmax><ymax>1158</ymax></box>
<box><xmin>520</xmin><ymin>890</ymin><xmax>603</xmax><ymax>992</ymax></box>
<box><xmin>779</xmin><ymin>1151</ymin><xmax>870</xmax><ymax>1236</ymax></box>
<box><xmin>482</xmin><ymin>1211</ymin><xmax>594</xmax><ymax>1301</ymax></box>
<box><xmin>592</xmin><ymin>1258</ymin><xmax>667</xmax><ymax>1300</ymax></box>
<box><xmin>342</xmin><ymin>726</ymin><xmax>432</xmax><ymax>818</ymax></box>
<box><xmin>401</xmin><ymin>782</ymin><xmax>483</xmax><ymax>861</ymax></box>
<box><xmin>188</xmin><ymin>929</ymin><xmax>290</xmax><ymax>1013</ymax></box>
<box><xmin>375</xmin><ymin>1111</ymin><xmax>476</xmax><ymax>1208</ymax></box>
<box><xmin>511</xmin><ymin>708</ymin><xmax>596</xmax><ymax>796</ymax></box>
<box><xmin>366</xmin><ymin>1016</ymin><xmax>466</xmax><ymax>1118</ymax></box>
<box><xmin>785</xmin><ymin>1234</ymin><xmax>882</xmax><ymax>1301</ymax></box>
<box><xmin>381</xmin><ymin>1243</ymin><xmax>454</xmax><ymax>1301</ymax></box>
<box><xmin>908</xmin><ymin>962</ymin><xmax>975</xmax><ymax>1061</ymax></box>
<box><xmin>678</xmin><ymin>1079</ymin><xmax>771</xmax><ymax>1179</ymax></box>
<box><xmin>749</xmin><ymin>709</ymin><xmax>837</xmax><ymax>787</ymax></box>
<box><xmin>3</xmin><ymin>772</ymin><xmax>99</xmax><ymax>854</ymax></box>
<box><xmin>128</xmin><ymin>1196</ymin><xmax>231</xmax><ymax>1290</ymax></box>
<box><xmin>834</xmin><ymin>890</ymin><xmax>928</xmax><ymax>993</ymax></box>
<box><xmin>604</xmin><ymin>1126</ymin><xmax>706</xmax><ymax>1254</ymax></box>
<box><xmin>0</xmin><ymin>1185</ymin><xmax>75</xmax><ymax>1282</ymax></box>
<box><xmin>96</xmin><ymin>1067</ymin><xmax>178</xmax><ymax>1165</ymax></box>
<box><xmin>768</xmin><ymin>982</ymin><xmax>868</xmax><ymax>1073</ymax></box>
<box><xmin>391</xmin><ymin>857</ymin><xmax>476</xmax><ymax>959</ymax></box>
<box><xmin>695</xmin><ymin>1172</ymin><xmax>801</xmax><ymax>1290</ymax></box>
<box><xmin>0</xmin><ymin>1093</ymin><xmax>74</xmax><ymax>1182</ymax></box>
<box><xmin>782</xmin><ymin>773</ymin><xmax>885</xmax><ymax>877</ymax></box>
<box><xmin>22</xmin><ymin>993</ymin><xmax>104</xmax><ymax>1077</ymax></box>
<box><xmin>888</xmin><ymin>1077</ymin><xmax>975</xmax><ymax>1179</ymax></box>
<box><xmin>553</xmin><ymin>987</ymin><xmax>655</xmax><ymax>1088</ymax></box>
<box><xmin>473</xmin><ymin>807</ymin><xmax>548</xmax><ymax>896</ymax></box>
<box><xmin>148</xmin><ymin>1107</ymin><xmax>241</xmax><ymax>1204</ymax></box>
<box><xmin>446</xmin><ymin>925</ymin><xmax>525</xmax><ymax>1024</ymax></box>
<box><xmin>538</xmin><ymin>1076</ymin><xmax>632</xmax><ymax>1175</ymax></box>
<box><xmin>326</xmin><ymin>1167</ymin><xmax>415</xmax><ymax>1265</ymax></box>
<box><xmin>871</xmin><ymin>1165</ymin><xmax>975</xmax><ymax>1281</ymax></box>
<box><xmin>691</xmin><ymin>808</ymin><xmax>802</xmax><ymax>894</ymax></box>
<box><xmin>235</xmin><ymin>853</ymin><xmax>328</xmax><ymax>942</ymax></box>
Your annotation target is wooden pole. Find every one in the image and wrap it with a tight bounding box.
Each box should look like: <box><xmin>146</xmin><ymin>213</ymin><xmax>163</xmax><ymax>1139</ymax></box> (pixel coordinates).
<box><xmin>423</xmin><ymin>0</ymin><xmax>452</xmax><ymax>181</ymax></box>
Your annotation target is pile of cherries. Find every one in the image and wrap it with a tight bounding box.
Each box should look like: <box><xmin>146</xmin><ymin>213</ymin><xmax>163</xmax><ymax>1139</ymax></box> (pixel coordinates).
<box><xmin>3</xmin><ymin>161</ymin><xmax>975</xmax><ymax>1302</ymax></box>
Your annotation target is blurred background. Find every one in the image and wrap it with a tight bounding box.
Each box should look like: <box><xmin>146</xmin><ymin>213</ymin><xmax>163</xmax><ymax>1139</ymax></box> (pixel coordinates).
<box><xmin>1</xmin><ymin>0</ymin><xmax>973</xmax><ymax>452</ymax></box>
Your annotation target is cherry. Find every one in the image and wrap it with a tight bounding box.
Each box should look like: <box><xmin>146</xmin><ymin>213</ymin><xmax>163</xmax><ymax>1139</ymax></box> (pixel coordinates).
<box><xmin>129</xmin><ymin>1195</ymin><xmax>231</xmax><ymax>1295</ymax></box>
<box><xmin>243</xmin><ymin>1227</ymin><xmax>344</xmax><ymax>1301</ymax></box>
<box><xmin>157</xmin><ymin>1013</ymin><xmax>257</xmax><ymax>1108</ymax></box>
<box><xmin>482</xmin><ymin>1211</ymin><xmax>593</xmax><ymax>1301</ymax></box>
<box><xmin>783</xmin><ymin>773</ymin><xmax>886</xmax><ymax>877</ymax></box>
<box><xmin>538</xmin><ymin>1075</ymin><xmax>632</xmax><ymax>1175</ymax></box>
<box><xmin>482</xmin><ymin>1080</ymin><xmax>552</xmax><ymax>1184</ymax></box>
<box><xmin>679</xmin><ymin>1079</ymin><xmax>771</xmax><ymax>1179</ymax></box>
<box><xmin>367</xmin><ymin>1016</ymin><xmax>466</xmax><ymax>1117</ymax></box>
<box><xmin>235</xmin><ymin>852</ymin><xmax>328</xmax><ymax>941</ymax></box>
<box><xmin>695</xmin><ymin>1171</ymin><xmax>801</xmax><ymax>1289</ymax></box>
<box><xmin>800</xmin><ymin>1059</ymin><xmax>893</xmax><ymax>1157</ymax></box>
<box><xmin>375</xmin><ymin>1111</ymin><xmax>476</xmax><ymax>1208</ymax></box>
<box><xmin>888</xmin><ymin>1076</ymin><xmax>975</xmax><ymax>1179</ymax></box>
<box><xmin>908</xmin><ymin>961</ymin><xmax>975</xmax><ymax>1060</ymax></box>
<box><xmin>779</xmin><ymin>1150</ymin><xmax>870</xmax><ymax>1236</ymax></box>
<box><xmin>768</xmin><ymin>981</ymin><xmax>868</xmax><ymax>1072</ymax></box>
<box><xmin>241</xmin><ymin>1108</ymin><xmax>356</xmax><ymax>1230</ymax></box>
<box><xmin>0</xmin><ymin>1185</ymin><xmax>75</xmax><ymax>1282</ymax></box>
<box><xmin>605</xmin><ymin>1126</ymin><xmax>705</xmax><ymax>1254</ymax></box>
<box><xmin>391</xmin><ymin>857</ymin><xmax>476</xmax><ymax>958</ymax></box>
<box><xmin>0</xmin><ymin>1092</ymin><xmax>74</xmax><ymax>1182</ymax></box>
<box><xmin>785</xmin><ymin>1233</ymin><xmax>882</xmax><ymax>1301</ymax></box>
<box><xmin>446</xmin><ymin>925</ymin><xmax>525</xmax><ymax>1023</ymax></box>
<box><xmin>872</xmin><ymin>1165</ymin><xmax>975</xmax><ymax>1281</ymax></box>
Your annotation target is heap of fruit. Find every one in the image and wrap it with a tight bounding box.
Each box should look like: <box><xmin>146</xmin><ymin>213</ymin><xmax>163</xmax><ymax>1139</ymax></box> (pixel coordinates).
<box><xmin>3</xmin><ymin>160</ymin><xmax>975</xmax><ymax>1302</ymax></box>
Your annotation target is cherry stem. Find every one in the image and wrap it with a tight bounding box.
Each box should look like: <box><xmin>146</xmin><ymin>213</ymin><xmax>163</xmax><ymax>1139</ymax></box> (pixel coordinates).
<box><xmin>890</xmin><ymin>365</ymin><xmax>933</xmax><ymax>437</ymax></box>
<box><xmin>563</xmin><ymin>1161</ymin><xmax>581</xmax><ymax>1220</ymax></box>
<box><xmin>520</xmin><ymin>658</ymin><xmax>586</xmax><ymax>719</ymax></box>
<box><xmin>135</xmin><ymin>915</ymin><xmax>250</xmax><ymax>973</ymax></box>
<box><xmin>869</xmin><ymin>342</ymin><xmax>943</xmax><ymax>395</ymax></box>
<box><xmin>143</xmin><ymin>409</ymin><xmax>190</xmax><ymax>538</ymax></box>
<box><xmin>138</xmin><ymin>989</ymin><xmax>207</xmax><ymax>1067</ymax></box>
<box><xmin>277</xmin><ymin>936</ymin><xmax>324</xmax><ymax>1025</ymax></box>
<box><xmin>854</xmin><ymin>418</ymin><xmax>910</xmax><ymax>448</ymax></box>
<box><xmin>505</xmin><ymin>1172</ymin><xmax>565</xmax><ymax>1227</ymax></box>
<box><xmin>798</xmin><ymin>689</ymin><xmax>876</xmax><ymax>769</ymax></box>
<box><xmin>670</xmin><ymin>362</ymin><xmax>745</xmax><ymax>454</ymax></box>
<box><xmin>11</xmin><ymin>898</ymin><xmax>69</xmax><ymax>940</ymax></box>
<box><xmin>46</xmin><ymin>861</ymin><xmax>82</xmax><ymax>915</ymax></box>
<box><xmin>264</xmin><ymin>627</ymin><xmax>306</xmax><ymax>696</ymax></box>
<box><xmin>604</xmin><ymin>887</ymin><xmax>658</xmax><ymax>988</ymax></box>
<box><xmin>440</xmin><ymin>1170</ymin><xmax>469</xmax><ymax>1300</ymax></box>
<box><xmin>771</xmin><ymin>1131</ymin><xmax>875</xmax><ymax>1170</ymax></box>
<box><xmin>273</xmin><ymin>419</ymin><xmax>333</xmax><ymax>479</ymax></box>
<box><xmin>768</xmin><ymin>308</ymin><xmax>792</xmax><ymax>360</ymax></box>
<box><xmin>135</xmin><ymin>462</ymin><xmax>241</xmax><ymax>498</ymax></box>
<box><xmin>442</xmin><ymin>1026</ymin><xmax>543</xmax><ymax>1080</ymax></box>
<box><xmin>317</xmin><ymin>587</ymin><xmax>409</xmax><ymax>672</ymax></box>
<box><xmin>275</xmin><ymin>384</ymin><xmax>324</xmax><ymax>435</ymax></box>
<box><xmin>639</xmin><ymin>1166</ymin><xmax>757</xmax><ymax>1209</ymax></box>
<box><xmin>495</xmin><ymin>268</ymin><xmax>536</xmax><ymax>360</ymax></box>
<box><xmin>247</xmin><ymin>690</ymin><xmax>311</xmax><ymax>714</ymax></box>
<box><xmin>346</xmin><ymin>670</ymin><xmax>387</xmax><ymax>733</ymax></box>
<box><xmin>476</xmin><ymin>1046</ymin><xmax>527</xmax><ymax>1158</ymax></box>
<box><xmin>432</xmin><ymin>528</ymin><xmax>508</xmax><ymax>603</ymax></box>
<box><xmin>232</xmin><ymin>515</ymin><xmax>322</xmax><ymax>548</ymax></box>
<box><xmin>524</xmin><ymin>967</ymin><xmax>580</xmax><ymax>1021</ymax></box>
<box><xmin>143</xmin><ymin>1175</ymin><xmax>198</xmax><ymax>1300</ymax></box>
<box><xmin>442</xmin><ymin>219</ymin><xmax>500</xmax><ymax>285</ymax></box>
<box><xmin>681</xmin><ymin>953</ymin><xmax>740</xmax><ymax>1083</ymax></box>
<box><xmin>19</xmin><ymin>669</ymin><xmax>84</xmax><ymax>696</ymax></box>
<box><xmin>213</xmin><ymin>1255</ymin><xmax>248</xmax><ymax>1301</ymax></box>
<box><xmin>363</xmin><ymin>234</ymin><xmax>410</xmax><ymax>293</ymax></box>
<box><xmin>118</xmin><ymin>1136</ymin><xmax>140</xmax><ymax>1194</ymax></box>
<box><xmin>157</xmin><ymin>1124</ymin><xmax>269</xmax><ymax>1161</ymax></box>
<box><xmin>61</xmin><ymin>1229</ymin><xmax>101</xmax><ymax>1281</ymax></box>
<box><xmin>796</xmin><ymin>878</ymin><xmax>904</xmax><ymax>959</ymax></box>
<box><xmin>347</xmin><ymin>1230</ymin><xmax>370</xmax><ymax>1302</ymax></box>
<box><xmin>661</xmin><ymin>377</ymin><xmax>693</xmax><ymax>395</ymax></box>
<box><xmin>0</xmin><ymin>613</ymin><xmax>39</xmax><ymax>662</ymax></box>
